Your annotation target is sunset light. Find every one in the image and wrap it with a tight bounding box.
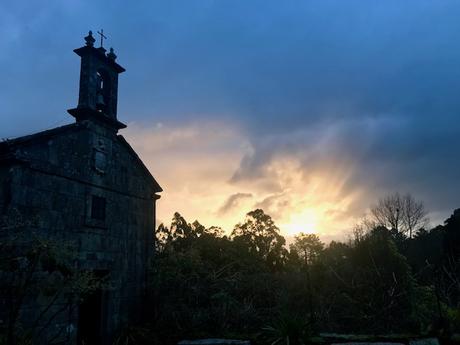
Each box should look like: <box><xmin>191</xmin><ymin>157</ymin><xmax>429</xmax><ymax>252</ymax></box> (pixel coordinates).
<box><xmin>282</xmin><ymin>209</ymin><xmax>319</xmax><ymax>236</ymax></box>
<box><xmin>125</xmin><ymin>123</ymin><xmax>360</xmax><ymax>240</ymax></box>
<box><xmin>125</xmin><ymin>121</ymin><xmax>361</xmax><ymax>240</ymax></box>
<box><xmin>3</xmin><ymin>1</ymin><xmax>460</xmax><ymax>343</ymax></box>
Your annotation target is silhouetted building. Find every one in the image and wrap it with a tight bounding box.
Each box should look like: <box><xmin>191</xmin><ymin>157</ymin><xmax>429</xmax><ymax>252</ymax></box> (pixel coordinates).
<box><xmin>0</xmin><ymin>32</ymin><xmax>162</xmax><ymax>344</ymax></box>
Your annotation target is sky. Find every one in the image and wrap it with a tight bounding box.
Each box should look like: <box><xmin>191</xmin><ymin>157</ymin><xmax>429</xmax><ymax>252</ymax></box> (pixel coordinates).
<box><xmin>1</xmin><ymin>0</ymin><xmax>460</xmax><ymax>241</ymax></box>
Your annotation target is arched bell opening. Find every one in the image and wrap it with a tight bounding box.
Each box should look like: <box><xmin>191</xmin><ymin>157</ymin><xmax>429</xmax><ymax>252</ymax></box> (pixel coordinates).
<box><xmin>96</xmin><ymin>68</ymin><xmax>111</xmax><ymax>115</ymax></box>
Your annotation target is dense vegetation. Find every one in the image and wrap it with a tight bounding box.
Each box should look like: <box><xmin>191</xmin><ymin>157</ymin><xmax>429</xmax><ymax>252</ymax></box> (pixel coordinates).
<box><xmin>3</xmin><ymin>194</ymin><xmax>460</xmax><ymax>345</ymax></box>
<box><xmin>145</xmin><ymin>197</ymin><xmax>460</xmax><ymax>344</ymax></box>
<box><xmin>0</xmin><ymin>209</ymin><xmax>107</xmax><ymax>345</ymax></box>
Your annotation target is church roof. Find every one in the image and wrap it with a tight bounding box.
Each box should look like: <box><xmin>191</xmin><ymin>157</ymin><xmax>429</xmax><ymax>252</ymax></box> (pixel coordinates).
<box><xmin>116</xmin><ymin>134</ymin><xmax>163</xmax><ymax>193</ymax></box>
<box><xmin>0</xmin><ymin>123</ymin><xmax>80</xmax><ymax>157</ymax></box>
<box><xmin>0</xmin><ymin>123</ymin><xmax>162</xmax><ymax>194</ymax></box>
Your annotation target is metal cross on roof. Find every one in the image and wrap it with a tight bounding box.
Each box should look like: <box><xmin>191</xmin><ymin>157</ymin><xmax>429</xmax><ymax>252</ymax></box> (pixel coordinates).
<box><xmin>97</xmin><ymin>29</ymin><xmax>107</xmax><ymax>48</ymax></box>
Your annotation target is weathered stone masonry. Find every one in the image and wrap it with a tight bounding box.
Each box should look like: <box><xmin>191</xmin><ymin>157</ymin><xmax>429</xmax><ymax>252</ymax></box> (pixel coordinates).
<box><xmin>0</xmin><ymin>31</ymin><xmax>162</xmax><ymax>344</ymax></box>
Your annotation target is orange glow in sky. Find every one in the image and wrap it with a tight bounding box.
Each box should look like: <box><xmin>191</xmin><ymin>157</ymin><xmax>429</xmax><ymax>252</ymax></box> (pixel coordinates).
<box><xmin>124</xmin><ymin>121</ymin><xmax>364</xmax><ymax>242</ymax></box>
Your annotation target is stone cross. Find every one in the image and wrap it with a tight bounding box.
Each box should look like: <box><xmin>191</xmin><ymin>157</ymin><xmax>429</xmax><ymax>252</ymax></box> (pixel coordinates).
<box><xmin>97</xmin><ymin>29</ymin><xmax>107</xmax><ymax>47</ymax></box>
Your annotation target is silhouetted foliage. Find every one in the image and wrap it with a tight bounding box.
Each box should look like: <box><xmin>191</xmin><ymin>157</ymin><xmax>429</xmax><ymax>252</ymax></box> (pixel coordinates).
<box><xmin>147</xmin><ymin>205</ymin><xmax>460</xmax><ymax>344</ymax></box>
<box><xmin>290</xmin><ymin>233</ymin><xmax>324</xmax><ymax>266</ymax></box>
<box><xmin>0</xmin><ymin>209</ymin><xmax>107</xmax><ymax>345</ymax></box>
<box><xmin>231</xmin><ymin>209</ymin><xmax>288</xmax><ymax>271</ymax></box>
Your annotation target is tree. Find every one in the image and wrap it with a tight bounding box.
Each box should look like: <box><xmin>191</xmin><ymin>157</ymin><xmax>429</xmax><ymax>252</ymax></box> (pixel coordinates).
<box><xmin>170</xmin><ymin>212</ymin><xmax>193</xmax><ymax>239</ymax></box>
<box><xmin>149</xmin><ymin>206</ymin><xmax>452</xmax><ymax>341</ymax></box>
<box><xmin>155</xmin><ymin>214</ymin><xmax>226</xmax><ymax>255</ymax></box>
<box><xmin>289</xmin><ymin>233</ymin><xmax>324</xmax><ymax>327</ymax></box>
<box><xmin>155</xmin><ymin>213</ymin><xmax>197</xmax><ymax>253</ymax></box>
<box><xmin>0</xmin><ymin>209</ymin><xmax>105</xmax><ymax>345</ymax></box>
<box><xmin>205</xmin><ymin>225</ymin><xmax>225</xmax><ymax>238</ymax></box>
<box><xmin>290</xmin><ymin>233</ymin><xmax>324</xmax><ymax>265</ymax></box>
<box><xmin>370</xmin><ymin>193</ymin><xmax>404</xmax><ymax>232</ymax></box>
<box><xmin>439</xmin><ymin>209</ymin><xmax>460</xmax><ymax>307</ymax></box>
<box><xmin>370</xmin><ymin>193</ymin><xmax>429</xmax><ymax>238</ymax></box>
<box><xmin>347</xmin><ymin>226</ymin><xmax>416</xmax><ymax>332</ymax></box>
<box><xmin>231</xmin><ymin>209</ymin><xmax>287</xmax><ymax>269</ymax></box>
<box><xmin>155</xmin><ymin>223</ymin><xmax>171</xmax><ymax>253</ymax></box>
<box><xmin>402</xmin><ymin>194</ymin><xmax>430</xmax><ymax>239</ymax></box>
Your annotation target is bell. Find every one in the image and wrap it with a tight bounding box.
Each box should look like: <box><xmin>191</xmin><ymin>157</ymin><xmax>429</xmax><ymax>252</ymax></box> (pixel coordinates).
<box><xmin>96</xmin><ymin>92</ymin><xmax>105</xmax><ymax>108</ymax></box>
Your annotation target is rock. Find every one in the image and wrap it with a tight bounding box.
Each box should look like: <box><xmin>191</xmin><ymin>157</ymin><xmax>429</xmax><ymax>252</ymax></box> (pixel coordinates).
<box><xmin>178</xmin><ymin>339</ymin><xmax>250</xmax><ymax>345</ymax></box>
<box><xmin>331</xmin><ymin>343</ymin><xmax>404</xmax><ymax>345</ymax></box>
<box><xmin>409</xmin><ymin>339</ymin><xmax>440</xmax><ymax>345</ymax></box>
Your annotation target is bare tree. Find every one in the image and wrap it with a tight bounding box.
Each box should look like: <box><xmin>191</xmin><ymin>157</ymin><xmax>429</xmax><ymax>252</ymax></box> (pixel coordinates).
<box><xmin>401</xmin><ymin>193</ymin><xmax>429</xmax><ymax>239</ymax></box>
<box><xmin>371</xmin><ymin>193</ymin><xmax>403</xmax><ymax>231</ymax></box>
<box><xmin>370</xmin><ymin>192</ymin><xmax>429</xmax><ymax>238</ymax></box>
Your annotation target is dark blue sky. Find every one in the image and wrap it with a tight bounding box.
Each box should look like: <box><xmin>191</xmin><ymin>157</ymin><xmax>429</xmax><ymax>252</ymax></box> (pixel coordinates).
<box><xmin>2</xmin><ymin>1</ymin><xmax>460</xmax><ymax>235</ymax></box>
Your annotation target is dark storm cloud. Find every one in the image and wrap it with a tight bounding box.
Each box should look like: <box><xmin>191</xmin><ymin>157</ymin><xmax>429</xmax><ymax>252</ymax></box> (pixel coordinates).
<box><xmin>1</xmin><ymin>0</ymin><xmax>460</xmax><ymax>224</ymax></box>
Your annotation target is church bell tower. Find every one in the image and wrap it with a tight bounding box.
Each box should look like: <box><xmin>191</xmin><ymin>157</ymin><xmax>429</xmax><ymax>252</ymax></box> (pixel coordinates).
<box><xmin>68</xmin><ymin>31</ymin><xmax>126</xmax><ymax>131</ymax></box>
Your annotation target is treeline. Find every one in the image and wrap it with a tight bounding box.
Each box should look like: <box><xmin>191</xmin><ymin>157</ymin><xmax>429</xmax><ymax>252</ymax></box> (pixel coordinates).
<box><xmin>146</xmin><ymin>197</ymin><xmax>460</xmax><ymax>344</ymax></box>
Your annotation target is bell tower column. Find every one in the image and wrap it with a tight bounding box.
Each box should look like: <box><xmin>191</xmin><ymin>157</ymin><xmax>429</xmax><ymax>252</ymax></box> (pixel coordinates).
<box><xmin>68</xmin><ymin>31</ymin><xmax>126</xmax><ymax>132</ymax></box>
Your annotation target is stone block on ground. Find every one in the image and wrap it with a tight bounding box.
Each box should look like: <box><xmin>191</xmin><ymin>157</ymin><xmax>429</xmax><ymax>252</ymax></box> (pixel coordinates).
<box><xmin>331</xmin><ymin>343</ymin><xmax>404</xmax><ymax>345</ymax></box>
<box><xmin>178</xmin><ymin>339</ymin><xmax>250</xmax><ymax>345</ymax></box>
<box><xmin>409</xmin><ymin>338</ymin><xmax>439</xmax><ymax>345</ymax></box>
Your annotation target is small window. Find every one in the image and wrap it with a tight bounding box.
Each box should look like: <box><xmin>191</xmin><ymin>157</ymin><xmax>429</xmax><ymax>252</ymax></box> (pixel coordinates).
<box><xmin>91</xmin><ymin>196</ymin><xmax>106</xmax><ymax>221</ymax></box>
<box><xmin>94</xmin><ymin>150</ymin><xmax>107</xmax><ymax>174</ymax></box>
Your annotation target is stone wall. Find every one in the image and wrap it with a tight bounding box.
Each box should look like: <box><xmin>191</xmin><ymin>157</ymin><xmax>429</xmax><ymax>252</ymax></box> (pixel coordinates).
<box><xmin>0</xmin><ymin>120</ymin><xmax>158</xmax><ymax>344</ymax></box>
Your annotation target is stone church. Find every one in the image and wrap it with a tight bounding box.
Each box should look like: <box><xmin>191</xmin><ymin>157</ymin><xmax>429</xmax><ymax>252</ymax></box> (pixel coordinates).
<box><xmin>0</xmin><ymin>32</ymin><xmax>162</xmax><ymax>344</ymax></box>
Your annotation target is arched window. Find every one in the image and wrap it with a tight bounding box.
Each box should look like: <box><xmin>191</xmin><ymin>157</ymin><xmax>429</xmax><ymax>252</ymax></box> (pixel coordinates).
<box><xmin>96</xmin><ymin>69</ymin><xmax>111</xmax><ymax>113</ymax></box>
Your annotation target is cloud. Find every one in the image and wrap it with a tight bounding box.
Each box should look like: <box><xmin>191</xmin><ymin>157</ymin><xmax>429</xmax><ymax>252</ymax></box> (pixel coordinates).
<box><xmin>123</xmin><ymin>121</ymin><xmax>363</xmax><ymax>240</ymax></box>
<box><xmin>122</xmin><ymin>121</ymin><xmax>255</xmax><ymax>232</ymax></box>
<box><xmin>2</xmin><ymin>1</ymin><xmax>460</xmax><ymax>238</ymax></box>
<box><xmin>229</xmin><ymin>111</ymin><xmax>460</xmax><ymax>228</ymax></box>
<box><xmin>254</xmin><ymin>194</ymin><xmax>289</xmax><ymax>220</ymax></box>
<box><xmin>218</xmin><ymin>193</ymin><xmax>253</xmax><ymax>215</ymax></box>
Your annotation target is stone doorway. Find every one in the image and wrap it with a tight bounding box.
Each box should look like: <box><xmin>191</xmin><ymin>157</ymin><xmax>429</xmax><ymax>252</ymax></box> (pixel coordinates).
<box><xmin>77</xmin><ymin>270</ymin><xmax>109</xmax><ymax>345</ymax></box>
